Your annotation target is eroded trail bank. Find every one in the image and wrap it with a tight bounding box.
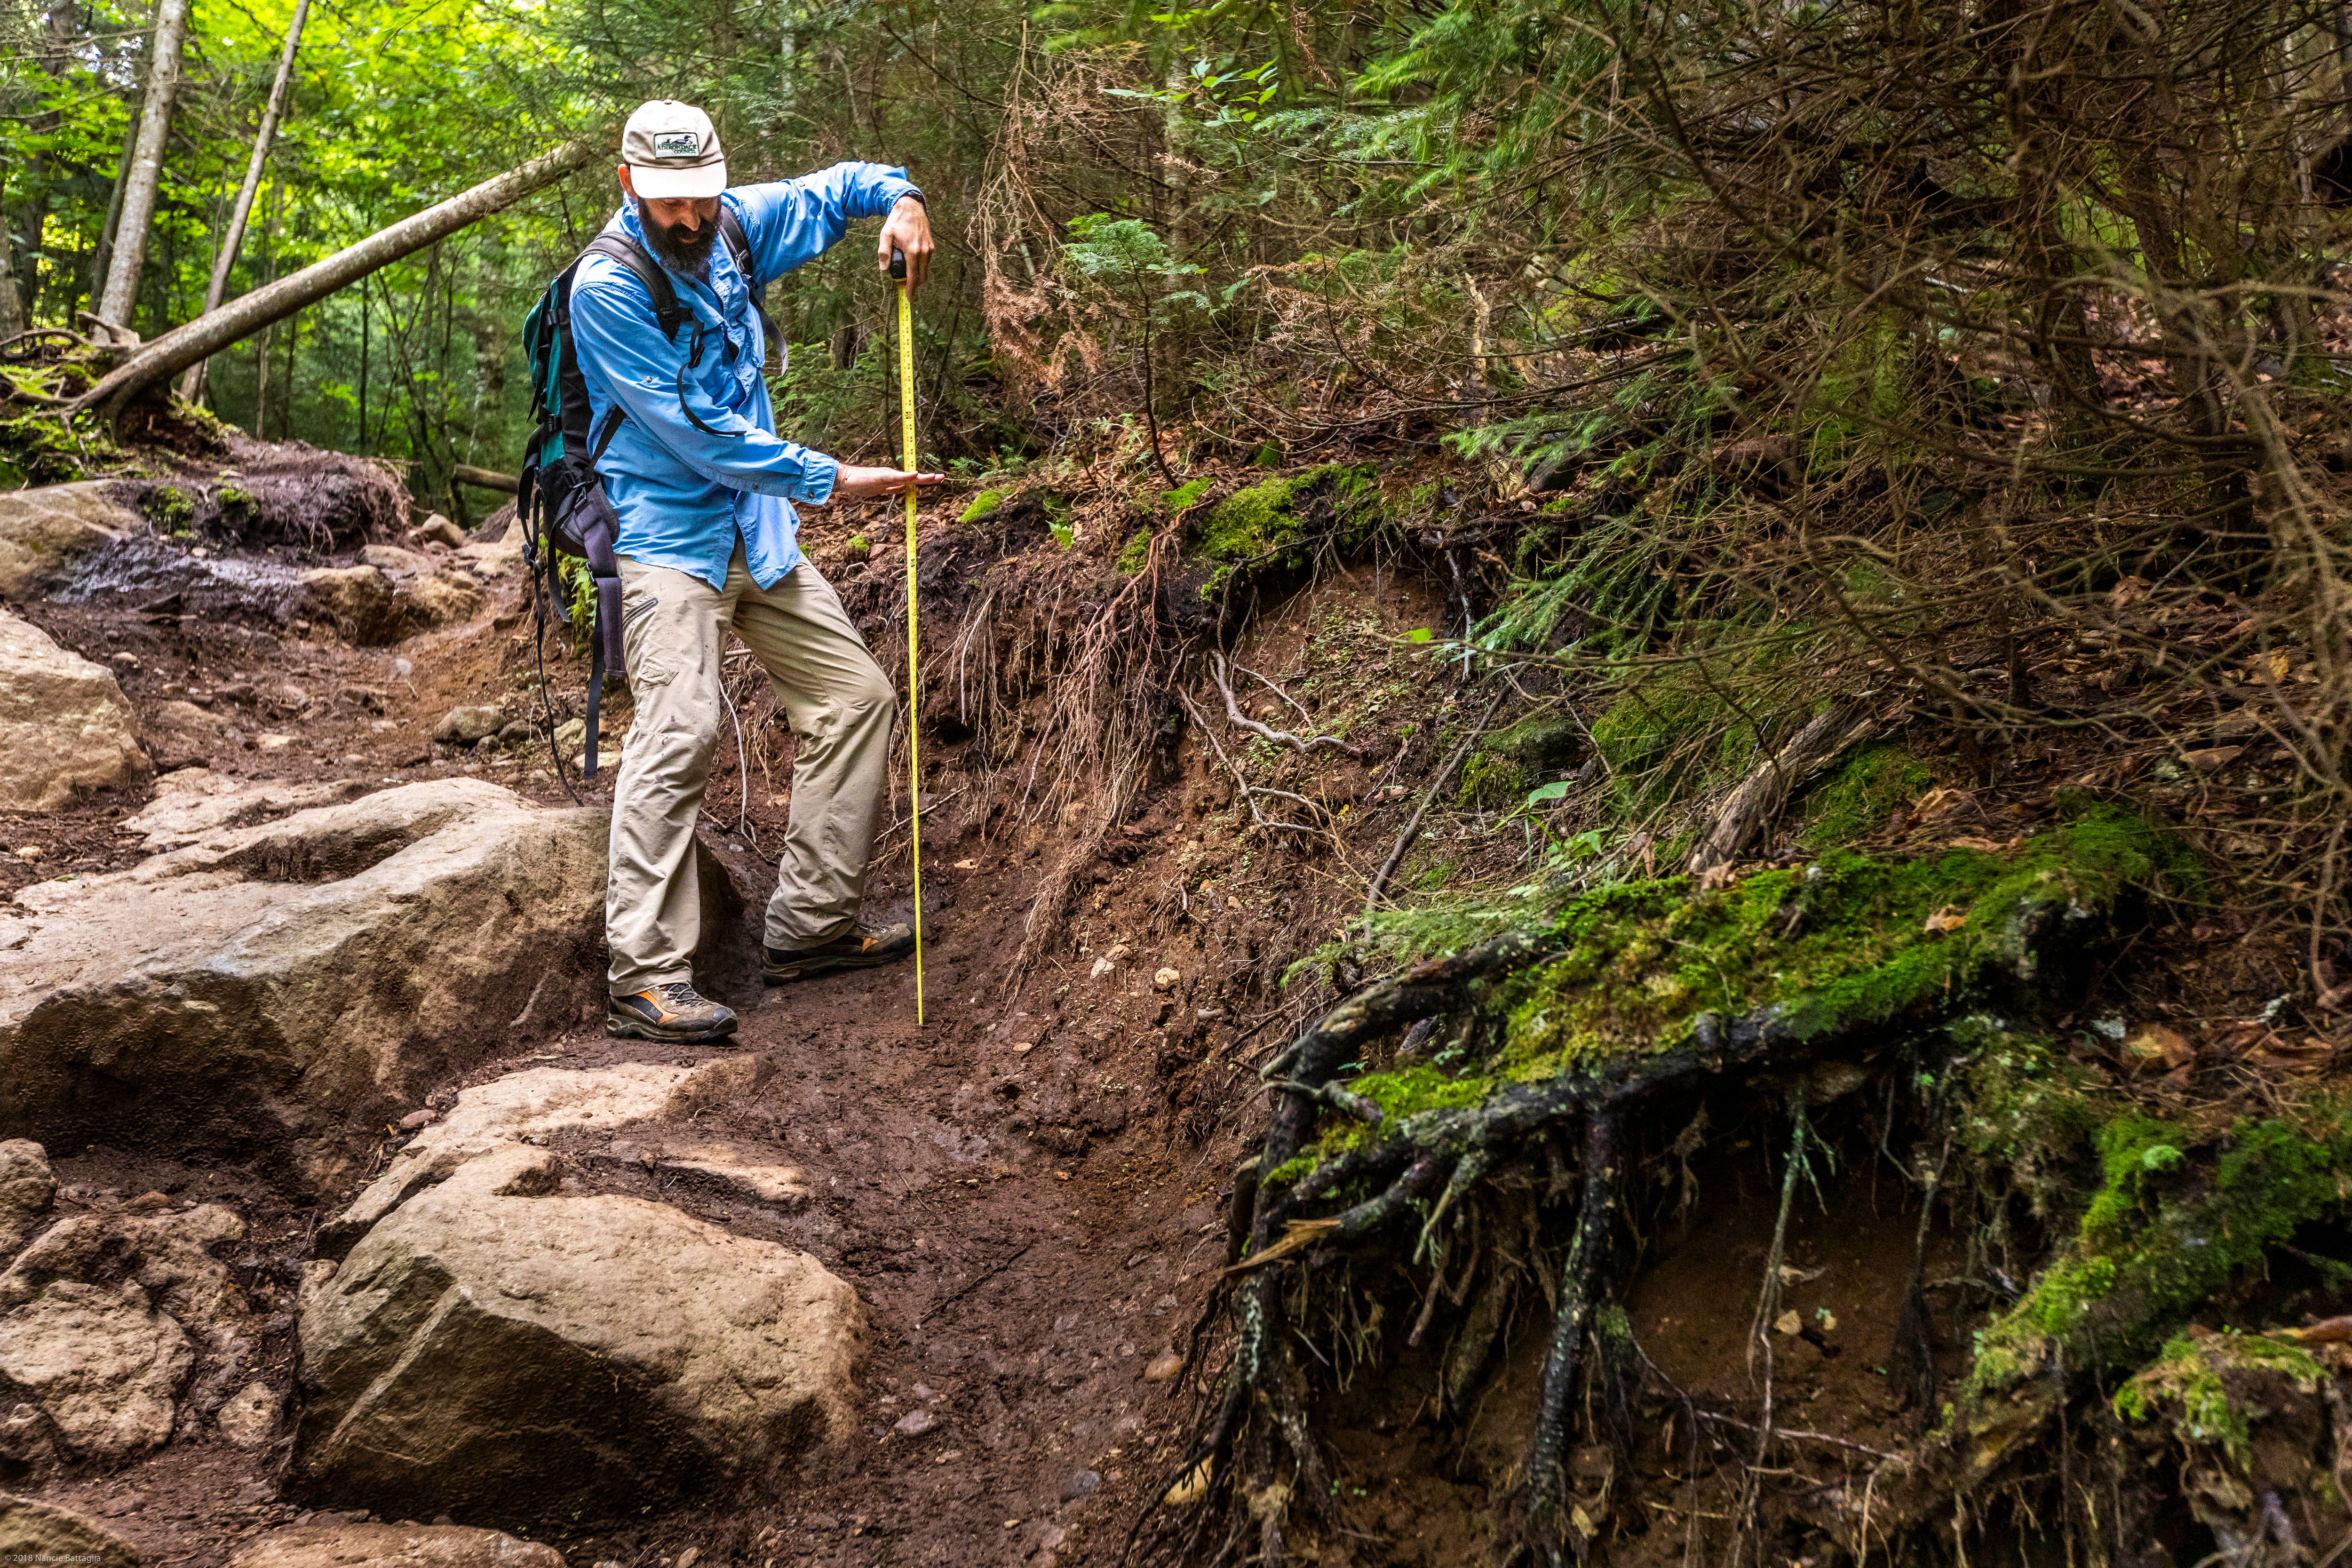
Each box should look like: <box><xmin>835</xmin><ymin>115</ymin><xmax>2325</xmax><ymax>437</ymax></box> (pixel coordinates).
<box><xmin>0</xmin><ymin>437</ymin><xmax>2336</xmax><ymax>1568</ymax></box>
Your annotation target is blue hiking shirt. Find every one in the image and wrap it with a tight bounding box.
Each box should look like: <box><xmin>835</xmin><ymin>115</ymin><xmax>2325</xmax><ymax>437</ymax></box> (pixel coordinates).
<box><xmin>568</xmin><ymin>163</ymin><xmax>922</xmax><ymax>590</ymax></box>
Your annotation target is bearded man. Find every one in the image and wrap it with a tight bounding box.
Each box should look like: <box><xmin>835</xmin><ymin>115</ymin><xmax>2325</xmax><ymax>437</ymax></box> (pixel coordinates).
<box><xmin>568</xmin><ymin>99</ymin><xmax>942</xmax><ymax>1042</ymax></box>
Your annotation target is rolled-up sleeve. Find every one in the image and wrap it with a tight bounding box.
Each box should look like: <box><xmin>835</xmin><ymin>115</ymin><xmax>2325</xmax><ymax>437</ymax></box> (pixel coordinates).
<box><xmin>733</xmin><ymin>162</ymin><xmax>922</xmax><ymax>283</ymax></box>
<box><xmin>571</xmin><ymin>273</ymin><xmax>838</xmax><ymax>503</ymax></box>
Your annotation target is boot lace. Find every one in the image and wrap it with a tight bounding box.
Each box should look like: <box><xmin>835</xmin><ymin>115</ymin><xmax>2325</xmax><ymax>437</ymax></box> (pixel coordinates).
<box><xmin>655</xmin><ymin>982</ymin><xmax>705</xmax><ymax>1009</ymax></box>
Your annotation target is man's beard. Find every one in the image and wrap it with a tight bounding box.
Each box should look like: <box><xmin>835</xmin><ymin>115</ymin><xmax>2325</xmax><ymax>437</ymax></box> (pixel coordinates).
<box><xmin>643</xmin><ymin>209</ymin><xmax>718</xmax><ymax>271</ymax></box>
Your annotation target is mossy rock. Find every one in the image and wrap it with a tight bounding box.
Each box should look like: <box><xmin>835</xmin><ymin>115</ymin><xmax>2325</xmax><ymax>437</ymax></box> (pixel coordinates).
<box><xmin>1458</xmin><ymin>717</ymin><xmax>1581</xmax><ymax>810</ymax></box>
<box><xmin>1188</xmin><ymin>464</ymin><xmax>1381</xmax><ymax>600</ymax></box>
<box><xmin>959</xmin><ymin>488</ymin><xmax>1007</xmax><ymax>525</ymax></box>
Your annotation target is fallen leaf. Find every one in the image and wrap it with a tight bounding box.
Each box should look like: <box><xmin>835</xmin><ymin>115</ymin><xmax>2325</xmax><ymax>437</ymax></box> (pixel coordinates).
<box><xmin>1922</xmin><ymin>904</ymin><xmax>1970</xmax><ymax>935</ymax></box>
<box><xmin>1163</xmin><ymin>1460</ymin><xmax>1212</xmax><ymax>1506</ymax></box>
<box><xmin>2284</xmin><ymin>1315</ymin><xmax>2352</xmax><ymax>1344</ymax></box>
<box><xmin>2183</xmin><ymin>746</ymin><xmax>2243</xmax><ymax>772</ymax></box>
<box><xmin>1944</xmin><ymin>836</ymin><xmax>2005</xmax><ymax>852</ymax></box>
<box><xmin>2123</xmin><ymin>1024</ymin><xmax>2195</xmax><ymax>1072</ymax></box>
<box><xmin>1570</xmin><ymin>1504</ymin><xmax>1597</xmax><ymax>1539</ymax></box>
<box><xmin>1144</xmin><ymin>1350</ymin><xmax>1183</xmax><ymax>1383</ymax></box>
<box><xmin>1774</xmin><ymin>1310</ymin><xmax>1802</xmax><ymax>1336</ymax></box>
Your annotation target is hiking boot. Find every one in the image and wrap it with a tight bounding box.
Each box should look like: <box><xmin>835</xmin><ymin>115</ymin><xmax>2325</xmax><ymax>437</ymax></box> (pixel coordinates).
<box><xmin>763</xmin><ymin>921</ymin><xmax>915</xmax><ymax>983</ymax></box>
<box><xmin>608</xmin><ymin>982</ymin><xmax>739</xmax><ymax>1042</ymax></box>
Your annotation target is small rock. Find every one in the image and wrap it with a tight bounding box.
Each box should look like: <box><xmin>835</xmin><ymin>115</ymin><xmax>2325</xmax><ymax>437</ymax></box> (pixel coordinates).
<box><xmin>414</xmin><ymin>515</ymin><xmax>468</xmax><ymax>549</ymax></box>
<box><xmin>110</xmin><ymin>653</ymin><xmax>139</xmax><ymax>671</ymax></box>
<box><xmin>1089</xmin><ymin>958</ymin><xmax>1115</xmax><ymax>980</ymax></box>
<box><xmin>255</xmin><ymin>733</ymin><xmax>296</xmax><ymax>752</ymax></box>
<box><xmin>1152</xmin><ymin>967</ymin><xmax>1180</xmax><ymax>993</ymax></box>
<box><xmin>1773</xmin><ymin>1310</ymin><xmax>1802</xmax><ymax>1336</ymax></box>
<box><xmin>11</xmin><ymin>847</ymin><xmax>39</xmax><ymax>863</ymax></box>
<box><xmin>431</xmin><ymin>706</ymin><xmax>504</xmax><ymax>746</ymax></box>
<box><xmin>892</xmin><ymin>1407</ymin><xmax>937</xmax><ymax>1437</ymax></box>
<box><xmin>1143</xmin><ymin>1351</ymin><xmax>1182</xmax><ymax>1382</ymax></box>
<box><xmin>397</xmin><ymin>1109</ymin><xmax>437</xmax><ymax>1131</ymax></box>
<box><xmin>1060</xmin><ymin>1469</ymin><xmax>1101</xmax><ymax>1501</ymax></box>
<box><xmin>806</xmin><ymin>1514</ymin><xmax>839</xmax><ymax>1530</ymax></box>
<box><xmin>218</xmin><ymin>1379</ymin><xmax>281</xmax><ymax>1449</ymax></box>
<box><xmin>675</xmin><ymin>1549</ymin><xmax>701</xmax><ymax>1568</ymax></box>
<box><xmin>0</xmin><ymin>1142</ymin><xmax>54</xmax><ymax>1251</ymax></box>
<box><xmin>122</xmin><ymin>1190</ymin><xmax>170</xmax><ymax>1212</ymax></box>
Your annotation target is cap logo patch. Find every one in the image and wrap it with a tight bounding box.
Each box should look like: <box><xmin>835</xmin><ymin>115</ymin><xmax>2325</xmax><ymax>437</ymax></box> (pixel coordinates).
<box><xmin>652</xmin><ymin>131</ymin><xmax>701</xmax><ymax>158</ymax></box>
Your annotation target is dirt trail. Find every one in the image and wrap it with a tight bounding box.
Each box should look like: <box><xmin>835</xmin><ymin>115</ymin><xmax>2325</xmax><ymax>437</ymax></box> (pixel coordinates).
<box><xmin>0</xmin><ymin>497</ymin><xmax>1281</xmax><ymax>1567</ymax></box>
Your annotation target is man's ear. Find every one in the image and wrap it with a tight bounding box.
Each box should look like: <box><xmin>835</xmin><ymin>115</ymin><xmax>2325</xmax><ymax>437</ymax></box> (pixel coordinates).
<box><xmin>617</xmin><ymin>165</ymin><xmax>636</xmax><ymax>199</ymax></box>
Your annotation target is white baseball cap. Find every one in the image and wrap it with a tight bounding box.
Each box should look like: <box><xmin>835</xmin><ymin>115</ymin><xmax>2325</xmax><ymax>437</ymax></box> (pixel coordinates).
<box><xmin>622</xmin><ymin>100</ymin><xmax>727</xmax><ymax>199</ymax></box>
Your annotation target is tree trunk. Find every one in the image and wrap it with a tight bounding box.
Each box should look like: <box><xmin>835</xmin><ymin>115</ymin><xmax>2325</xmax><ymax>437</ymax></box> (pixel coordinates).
<box><xmin>181</xmin><ymin>0</ymin><xmax>312</xmax><ymax>403</ymax></box>
<box><xmin>73</xmin><ymin>136</ymin><xmax>601</xmax><ymax>425</ymax></box>
<box><xmin>0</xmin><ymin>240</ymin><xmax>22</xmax><ymax>338</ymax></box>
<box><xmin>97</xmin><ymin>0</ymin><xmax>193</xmax><ymax>334</ymax></box>
<box><xmin>87</xmin><ymin>110</ymin><xmax>143</xmax><ymax>322</ymax></box>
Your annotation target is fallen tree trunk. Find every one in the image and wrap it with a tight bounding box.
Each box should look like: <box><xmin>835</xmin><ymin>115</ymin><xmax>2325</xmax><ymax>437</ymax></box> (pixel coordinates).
<box><xmin>72</xmin><ymin>136</ymin><xmax>602</xmax><ymax>426</ymax></box>
<box><xmin>1683</xmin><ymin>702</ymin><xmax>1877</xmax><ymax>880</ymax></box>
<box><xmin>452</xmin><ymin>464</ymin><xmax>518</xmax><ymax>494</ymax></box>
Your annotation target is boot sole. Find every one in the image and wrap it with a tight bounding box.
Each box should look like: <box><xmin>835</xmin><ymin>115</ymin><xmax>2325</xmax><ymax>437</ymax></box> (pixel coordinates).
<box><xmin>606</xmin><ymin>1010</ymin><xmax>739</xmax><ymax>1043</ymax></box>
<box><xmin>763</xmin><ymin>949</ymin><xmax>912</xmax><ymax>984</ymax></box>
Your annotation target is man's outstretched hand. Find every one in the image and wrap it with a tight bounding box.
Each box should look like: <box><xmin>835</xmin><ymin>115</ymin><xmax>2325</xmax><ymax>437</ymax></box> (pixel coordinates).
<box><xmin>878</xmin><ymin>195</ymin><xmax>934</xmax><ymax>289</ymax></box>
<box><xmin>831</xmin><ymin>464</ymin><xmax>945</xmax><ymax>501</ymax></box>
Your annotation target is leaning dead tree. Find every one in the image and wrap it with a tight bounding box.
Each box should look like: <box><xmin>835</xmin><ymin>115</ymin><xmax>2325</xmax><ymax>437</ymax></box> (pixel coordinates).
<box><xmin>94</xmin><ymin>0</ymin><xmax>191</xmax><ymax>335</ymax></box>
<box><xmin>181</xmin><ymin>0</ymin><xmax>313</xmax><ymax>404</ymax></box>
<box><xmin>72</xmin><ymin>136</ymin><xmax>600</xmax><ymax>425</ymax></box>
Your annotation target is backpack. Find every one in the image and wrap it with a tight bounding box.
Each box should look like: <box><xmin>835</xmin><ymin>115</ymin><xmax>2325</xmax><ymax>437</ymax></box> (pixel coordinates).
<box><xmin>516</xmin><ymin>208</ymin><xmax>773</xmax><ymax>783</ymax></box>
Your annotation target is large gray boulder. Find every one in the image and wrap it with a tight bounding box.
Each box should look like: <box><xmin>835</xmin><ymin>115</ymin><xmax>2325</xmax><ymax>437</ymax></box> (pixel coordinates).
<box><xmin>0</xmin><ymin>483</ymin><xmax>133</xmax><ymax>598</ymax></box>
<box><xmin>0</xmin><ymin>610</ymin><xmax>146</xmax><ymax>811</ymax></box>
<box><xmin>0</xmin><ymin>780</ymin><xmax>748</xmax><ymax>1188</ymax></box>
<box><xmin>295</xmin><ymin>1145</ymin><xmax>864</xmax><ymax>1523</ymax></box>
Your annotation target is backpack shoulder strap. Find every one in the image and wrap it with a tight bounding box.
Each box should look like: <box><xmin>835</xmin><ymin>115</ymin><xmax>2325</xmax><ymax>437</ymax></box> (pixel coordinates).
<box><xmin>716</xmin><ymin>205</ymin><xmax>781</xmax><ymax>359</ymax></box>
<box><xmin>578</xmin><ymin>231</ymin><xmax>690</xmax><ymax>342</ymax></box>
<box><xmin>718</xmin><ymin>206</ymin><xmax>755</xmax><ymax>289</ymax></box>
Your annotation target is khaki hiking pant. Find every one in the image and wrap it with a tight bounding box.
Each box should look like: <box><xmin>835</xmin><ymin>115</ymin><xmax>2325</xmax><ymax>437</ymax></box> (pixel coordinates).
<box><xmin>606</xmin><ymin>546</ymin><xmax>895</xmax><ymax>997</ymax></box>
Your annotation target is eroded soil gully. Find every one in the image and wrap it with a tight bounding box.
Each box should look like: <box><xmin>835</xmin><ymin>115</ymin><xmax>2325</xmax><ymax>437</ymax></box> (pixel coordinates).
<box><xmin>2</xmin><ymin>504</ymin><xmax>1461</xmax><ymax>1566</ymax></box>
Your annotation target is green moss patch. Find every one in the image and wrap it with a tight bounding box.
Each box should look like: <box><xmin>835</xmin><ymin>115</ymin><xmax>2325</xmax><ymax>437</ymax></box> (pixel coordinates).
<box><xmin>1967</xmin><ymin>1104</ymin><xmax>2352</xmax><ymax>1397</ymax></box>
<box><xmin>1189</xmin><ymin>464</ymin><xmax>1380</xmax><ymax>597</ymax></box>
<box><xmin>1802</xmin><ymin>741</ymin><xmax>1934</xmax><ymax>846</ymax></box>
<box><xmin>1459</xmin><ymin>713</ymin><xmax>1583</xmax><ymax>809</ymax></box>
<box><xmin>2112</xmin><ymin>1330</ymin><xmax>2328</xmax><ymax>1472</ymax></box>
<box><xmin>1116</xmin><ymin>529</ymin><xmax>1153</xmax><ymax>574</ymax></box>
<box><xmin>959</xmin><ymin>488</ymin><xmax>1007</xmax><ymax>524</ymax></box>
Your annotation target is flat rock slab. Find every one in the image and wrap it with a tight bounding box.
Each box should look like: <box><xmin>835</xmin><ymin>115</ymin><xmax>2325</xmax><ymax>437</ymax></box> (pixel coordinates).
<box><xmin>231</xmin><ymin>1522</ymin><xmax>564</xmax><ymax>1568</ymax></box>
<box><xmin>322</xmin><ymin>1057</ymin><xmax>772</xmax><ymax>1254</ymax></box>
<box><xmin>0</xmin><ymin>482</ymin><xmax>133</xmax><ymax>598</ymax></box>
<box><xmin>0</xmin><ymin>780</ymin><xmax>700</xmax><ymax>1188</ymax></box>
<box><xmin>119</xmin><ymin>767</ymin><xmax>372</xmax><ymax>848</ymax></box>
<box><xmin>296</xmin><ymin>1145</ymin><xmax>863</xmax><ymax>1523</ymax></box>
<box><xmin>0</xmin><ymin>610</ymin><xmax>146</xmax><ymax>812</ymax></box>
<box><xmin>0</xmin><ymin>1490</ymin><xmax>140</xmax><ymax>1567</ymax></box>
